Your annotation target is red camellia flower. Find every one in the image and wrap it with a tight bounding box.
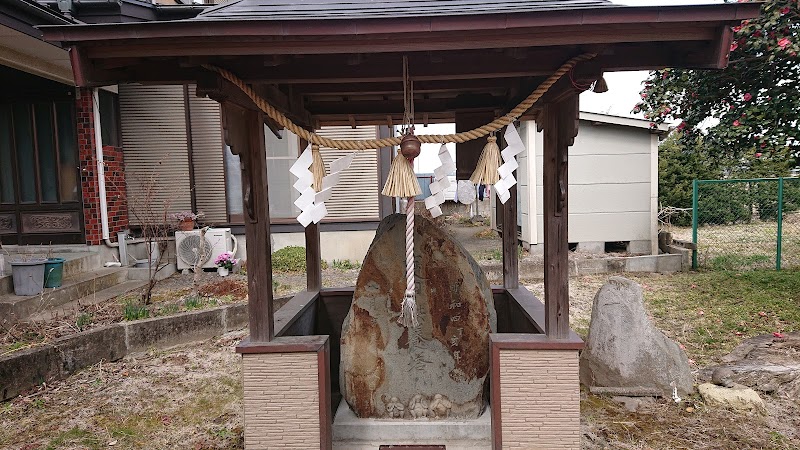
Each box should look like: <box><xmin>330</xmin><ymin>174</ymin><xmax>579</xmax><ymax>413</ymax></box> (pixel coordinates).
<box><xmin>733</xmin><ymin>120</ymin><xmax>741</xmax><ymax>126</ymax></box>
<box><xmin>743</xmin><ymin>92</ymin><xmax>753</xmax><ymax>101</ymax></box>
<box><xmin>733</xmin><ymin>25</ymin><xmax>742</xmax><ymax>33</ymax></box>
<box><xmin>730</xmin><ymin>41</ymin><xmax>739</xmax><ymax>51</ymax></box>
<box><xmin>781</xmin><ymin>6</ymin><xmax>790</xmax><ymax>15</ymax></box>
<box><xmin>677</xmin><ymin>122</ymin><xmax>686</xmax><ymax>130</ymax></box>
<box><xmin>756</xmin><ymin>152</ymin><xmax>763</xmax><ymax>157</ymax></box>
<box><xmin>778</xmin><ymin>37</ymin><xmax>791</xmax><ymax>49</ymax></box>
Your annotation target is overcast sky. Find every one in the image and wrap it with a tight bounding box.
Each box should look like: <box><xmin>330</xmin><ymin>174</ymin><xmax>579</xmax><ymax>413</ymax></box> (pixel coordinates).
<box><xmin>582</xmin><ymin>0</ymin><xmax>729</xmax><ymax>117</ymax></box>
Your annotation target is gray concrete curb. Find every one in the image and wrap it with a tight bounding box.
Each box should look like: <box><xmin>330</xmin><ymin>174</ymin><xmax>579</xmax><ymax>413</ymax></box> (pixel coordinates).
<box><xmin>0</xmin><ymin>301</ymin><xmax>250</xmax><ymax>401</ymax></box>
<box><xmin>481</xmin><ymin>253</ymin><xmax>685</xmax><ymax>280</ymax></box>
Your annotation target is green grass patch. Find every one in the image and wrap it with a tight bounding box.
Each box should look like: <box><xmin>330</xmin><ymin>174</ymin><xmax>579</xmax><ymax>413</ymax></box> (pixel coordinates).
<box><xmin>639</xmin><ymin>269</ymin><xmax>800</xmax><ymax>366</ymax></box>
<box><xmin>45</xmin><ymin>427</ymin><xmax>103</xmax><ymax>450</ymax></box>
<box><xmin>122</xmin><ymin>301</ymin><xmax>150</xmax><ymax>321</ymax></box>
<box><xmin>709</xmin><ymin>253</ymin><xmax>773</xmax><ymax>271</ymax></box>
<box><xmin>75</xmin><ymin>313</ymin><xmax>92</xmax><ymax>331</ymax></box>
<box><xmin>271</xmin><ymin>246</ymin><xmax>328</xmax><ymax>272</ymax></box>
<box><xmin>183</xmin><ymin>295</ymin><xmax>203</xmax><ymax>310</ymax></box>
<box><xmin>331</xmin><ymin>259</ymin><xmax>360</xmax><ymax>270</ymax></box>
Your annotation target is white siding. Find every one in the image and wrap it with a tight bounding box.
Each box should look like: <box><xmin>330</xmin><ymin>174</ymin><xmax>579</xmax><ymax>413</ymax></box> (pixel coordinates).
<box><xmin>520</xmin><ymin>118</ymin><xmax>656</xmax><ymax>247</ymax></box>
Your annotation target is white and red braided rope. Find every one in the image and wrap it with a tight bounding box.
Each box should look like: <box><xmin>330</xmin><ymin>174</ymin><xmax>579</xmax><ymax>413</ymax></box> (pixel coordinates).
<box><xmin>398</xmin><ymin>196</ymin><xmax>418</xmax><ymax>327</ymax></box>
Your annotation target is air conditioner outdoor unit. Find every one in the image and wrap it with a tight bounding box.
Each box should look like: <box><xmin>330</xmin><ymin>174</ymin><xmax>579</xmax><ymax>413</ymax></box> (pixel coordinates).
<box><xmin>175</xmin><ymin>228</ymin><xmax>237</xmax><ymax>270</ymax></box>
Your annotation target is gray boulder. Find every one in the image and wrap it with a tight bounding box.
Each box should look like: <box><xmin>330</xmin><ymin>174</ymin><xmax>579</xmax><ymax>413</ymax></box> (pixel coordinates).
<box><xmin>340</xmin><ymin>214</ymin><xmax>496</xmax><ymax>419</ymax></box>
<box><xmin>580</xmin><ymin>277</ymin><xmax>693</xmax><ymax>396</ymax></box>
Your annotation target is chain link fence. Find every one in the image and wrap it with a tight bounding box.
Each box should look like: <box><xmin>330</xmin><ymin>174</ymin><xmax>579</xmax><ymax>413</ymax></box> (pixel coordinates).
<box><xmin>683</xmin><ymin>178</ymin><xmax>800</xmax><ymax>271</ymax></box>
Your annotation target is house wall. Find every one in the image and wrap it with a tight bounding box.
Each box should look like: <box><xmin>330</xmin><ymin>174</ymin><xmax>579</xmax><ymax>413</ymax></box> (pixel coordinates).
<box><xmin>521</xmin><ymin>118</ymin><xmax>658</xmax><ymax>254</ymax></box>
<box><xmin>77</xmin><ymin>88</ymin><xmax>128</xmax><ymax>245</ymax></box>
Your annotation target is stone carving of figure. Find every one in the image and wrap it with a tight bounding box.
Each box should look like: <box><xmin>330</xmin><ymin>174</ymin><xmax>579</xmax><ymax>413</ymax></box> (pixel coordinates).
<box><xmin>429</xmin><ymin>393</ymin><xmax>452</xmax><ymax>418</ymax></box>
<box><xmin>409</xmin><ymin>394</ymin><xmax>429</xmax><ymax>419</ymax></box>
<box><xmin>385</xmin><ymin>396</ymin><xmax>405</xmax><ymax>418</ymax></box>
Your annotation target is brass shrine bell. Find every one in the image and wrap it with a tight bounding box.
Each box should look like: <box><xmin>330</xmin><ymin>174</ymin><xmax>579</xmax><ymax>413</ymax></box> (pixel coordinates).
<box><xmin>399</xmin><ymin>131</ymin><xmax>421</xmax><ymax>160</ymax></box>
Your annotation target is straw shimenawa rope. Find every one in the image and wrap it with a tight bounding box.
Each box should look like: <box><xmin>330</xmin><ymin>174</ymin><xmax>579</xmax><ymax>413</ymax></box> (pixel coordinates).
<box><xmin>202</xmin><ymin>53</ymin><xmax>596</xmax><ymax>151</ymax></box>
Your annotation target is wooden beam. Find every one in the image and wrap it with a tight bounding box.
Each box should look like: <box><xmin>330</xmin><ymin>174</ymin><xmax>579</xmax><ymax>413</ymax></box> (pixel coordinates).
<box><xmin>305</xmin><ymin>94</ymin><xmax>505</xmax><ymax>116</ymax></box>
<box><xmin>197</xmin><ymin>74</ymin><xmax>315</xmax><ymax>129</ymax></box>
<box><xmin>222</xmin><ymin>103</ymin><xmax>275</xmax><ymax>342</ymax></box>
<box><xmin>542</xmin><ymin>94</ymin><xmax>579</xmax><ymax>339</ymax></box>
<box><xmin>82</xmin><ymin>24</ymin><xmax>718</xmax><ymax>58</ymax></box>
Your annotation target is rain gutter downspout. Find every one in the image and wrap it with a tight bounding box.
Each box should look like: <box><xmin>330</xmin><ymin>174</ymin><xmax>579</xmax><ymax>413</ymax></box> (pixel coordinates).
<box><xmin>91</xmin><ymin>88</ymin><xmax>116</xmax><ymax>248</ymax></box>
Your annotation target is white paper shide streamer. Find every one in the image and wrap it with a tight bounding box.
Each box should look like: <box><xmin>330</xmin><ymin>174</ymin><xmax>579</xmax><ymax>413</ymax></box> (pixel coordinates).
<box><xmin>494</xmin><ymin>125</ymin><xmax>525</xmax><ymax>204</ymax></box>
<box><xmin>290</xmin><ymin>144</ymin><xmax>354</xmax><ymax>227</ymax></box>
<box><xmin>424</xmin><ymin>144</ymin><xmax>455</xmax><ymax>218</ymax></box>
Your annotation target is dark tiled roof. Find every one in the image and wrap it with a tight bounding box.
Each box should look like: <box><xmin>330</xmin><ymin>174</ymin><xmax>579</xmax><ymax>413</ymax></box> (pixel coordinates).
<box><xmin>198</xmin><ymin>0</ymin><xmax>617</xmax><ymax>21</ymax></box>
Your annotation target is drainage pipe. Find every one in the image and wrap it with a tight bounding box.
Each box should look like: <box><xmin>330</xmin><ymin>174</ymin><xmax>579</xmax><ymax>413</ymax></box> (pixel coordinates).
<box><xmin>91</xmin><ymin>88</ymin><xmax>118</xmax><ymax>249</ymax></box>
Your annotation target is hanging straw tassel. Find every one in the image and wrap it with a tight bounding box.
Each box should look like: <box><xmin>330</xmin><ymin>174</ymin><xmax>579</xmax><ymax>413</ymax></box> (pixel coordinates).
<box><xmin>310</xmin><ymin>144</ymin><xmax>326</xmax><ymax>192</ymax></box>
<box><xmin>398</xmin><ymin>197</ymin><xmax>419</xmax><ymax>327</ymax></box>
<box><xmin>469</xmin><ymin>135</ymin><xmax>501</xmax><ymax>185</ymax></box>
<box><xmin>382</xmin><ymin>132</ymin><xmax>421</xmax><ymax>197</ymax></box>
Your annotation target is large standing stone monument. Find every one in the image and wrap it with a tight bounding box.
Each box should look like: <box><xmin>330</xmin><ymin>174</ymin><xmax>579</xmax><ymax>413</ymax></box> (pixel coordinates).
<box><xmin>340</xmin><ymin>214</ymin><xmax>496</xmax><ymax>419</ymax></box>
<box><xmin>580</xmin><ymin>277</ymin><xmax>694</xmax><ymax>396</ymax></box>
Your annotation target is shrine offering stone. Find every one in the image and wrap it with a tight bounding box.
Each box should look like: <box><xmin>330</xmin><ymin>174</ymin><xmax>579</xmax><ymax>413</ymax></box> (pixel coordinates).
<box><xmin>579</xmin><ymin>277</ymin><xmax>694</xmax><ymax>396</ymax></box>
<box><xmin>340</xmin><ymin>213</ymin><xmax>496</xmax><ymax>419</ymax></box>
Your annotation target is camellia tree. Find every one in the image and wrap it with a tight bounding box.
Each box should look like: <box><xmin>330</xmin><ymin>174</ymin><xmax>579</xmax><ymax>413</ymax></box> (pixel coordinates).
<box><xmin>637</xmin><ymin>0</ymin><xmax>799</xmax><ymax>166</ymax></box>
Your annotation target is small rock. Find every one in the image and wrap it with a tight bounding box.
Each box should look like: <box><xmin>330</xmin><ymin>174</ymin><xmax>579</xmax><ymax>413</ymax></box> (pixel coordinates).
<box><xmin>712</xmin><ymin>367</ymin><xmax>735</xmax><ymax>388</ymax></box>
<box><xmin>698</xmin><ymin>383</ymin><xmax>767</xmax><ymax>414</ymax></box>
<box><xmin>611</xmin><ymin>396</ymin><xmax>639</xmax><ymax>412</ymax></box>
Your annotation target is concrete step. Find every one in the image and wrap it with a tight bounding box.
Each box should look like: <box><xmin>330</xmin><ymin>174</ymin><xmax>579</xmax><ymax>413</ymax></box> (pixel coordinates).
<box><xmin>0</xmin><ymin>267</ymin><xmax>128</xmax><ymax>323</ymax></box>
<box><xmin>333</xmin><ymin>441</ymin><xmax>490</xmax><ymax>450</ymax></box>
<box><xmin>27</xmin><ymin>279</ymin><xmax>147</xmax><ymax>322</ymax></box>
<box><xmin>0</xmin><ymin>252</ymin><xmax>103</xmax><ymax>296</ymax></box>
<box><xmin>332</xmin><ymin>400</ymin><xmax>491</xmax><ymax>450</ymax></box>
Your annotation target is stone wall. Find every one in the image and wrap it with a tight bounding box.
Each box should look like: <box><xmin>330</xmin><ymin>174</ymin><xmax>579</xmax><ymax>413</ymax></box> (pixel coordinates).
<box><xmin>499</xmin><ymin>349</ymin><xmax>580</xmax><ymax>449</ymax></box>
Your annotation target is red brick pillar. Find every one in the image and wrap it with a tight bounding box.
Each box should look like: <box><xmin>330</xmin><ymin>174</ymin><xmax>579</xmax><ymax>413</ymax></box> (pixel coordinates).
<box><xmin>76</xmin><ymin>88</ymin><xmax>128</xmax><ymax>245</ymax></box>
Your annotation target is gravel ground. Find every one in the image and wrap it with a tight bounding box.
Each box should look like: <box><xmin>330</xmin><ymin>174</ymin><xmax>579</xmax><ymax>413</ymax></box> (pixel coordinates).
<box><xmin>5</xmin><ymin>220</ymin><xmax>797</xmax><ymax>449</ymax></box>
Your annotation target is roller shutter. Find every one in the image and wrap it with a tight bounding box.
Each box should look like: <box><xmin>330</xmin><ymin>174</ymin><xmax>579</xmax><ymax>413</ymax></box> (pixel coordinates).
<box><xmin>315</xmin><ymin>126</ymin><xmax>380</xmax><ymax>220</ymax></box>
<box><xmin>188</xmin><ymin>85</ymin><xmax>227</xmax><ymax>224</ymax></box>
<box><xmin>119</xmin><ymin>84</ymin><xmax>191</xmax><ymax>224</ymax></box>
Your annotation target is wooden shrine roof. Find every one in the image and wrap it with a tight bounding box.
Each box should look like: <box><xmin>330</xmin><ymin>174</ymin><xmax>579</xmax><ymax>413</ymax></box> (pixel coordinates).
<box><xmin>42</xmin><ymin>2</ymin><xmax>760</xmax><ymax>127</ymax></box>
<box><xmin>197</xmin><ymin>0</ymin><xmax>615</xmax><ymax>21</ymax></box>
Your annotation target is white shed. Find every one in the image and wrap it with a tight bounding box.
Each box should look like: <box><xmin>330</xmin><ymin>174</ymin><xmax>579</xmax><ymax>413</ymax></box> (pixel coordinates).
<box><xmin>506</xmin><ymin>112</ymin><xmax>668</xmax><ymax>255</ymax></box>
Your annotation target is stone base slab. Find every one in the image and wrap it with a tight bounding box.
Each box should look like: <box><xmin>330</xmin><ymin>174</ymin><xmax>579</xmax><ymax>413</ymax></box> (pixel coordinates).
<box><xmin>333</xmin><ymin>399</ymin><xmax>491</xmax><ymax>448</ymax></box>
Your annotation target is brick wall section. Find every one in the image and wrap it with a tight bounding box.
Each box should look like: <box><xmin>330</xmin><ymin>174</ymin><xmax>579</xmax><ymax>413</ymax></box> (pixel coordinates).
<box><xmin>76</xmin><ymin>88</ymin><xmax>128</xmax><ymax>245</ymax></box>
<box><xmin>499</xmin><ymin>349</ymin><xmax>580</xmax><ymax>449</ymax></box>
<box><xmin>242</xmin><ymin>352</ymin><xmax>321</xmax><ymax>449</ymax></box>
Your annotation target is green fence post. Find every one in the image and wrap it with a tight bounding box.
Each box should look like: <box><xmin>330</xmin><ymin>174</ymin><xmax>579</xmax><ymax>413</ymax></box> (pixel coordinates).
<box><xmin>776</xmin><ymin>177</ymin><xmax>784</xmax><ymax>271</ymax></box>
<box><xmin>692</xmin><ymin>179</ymin><xmax>699</xmax><ymax>270</ymax></box>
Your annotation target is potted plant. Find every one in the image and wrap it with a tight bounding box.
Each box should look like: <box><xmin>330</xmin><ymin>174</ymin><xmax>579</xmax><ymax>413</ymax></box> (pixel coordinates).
<box><xmin>10</xmin><ymin>254</ymin><xmax>48</xmax><ymax>296</ymax></box>
<box><xmin>171</xmin><ymin>211</ymin><xmax>204</xmax><ymax>231</ymax></box>
<box><xmin>214</xmin><ymin>251</ymin><xmax>237</xmax><ymax>277</ymax></box>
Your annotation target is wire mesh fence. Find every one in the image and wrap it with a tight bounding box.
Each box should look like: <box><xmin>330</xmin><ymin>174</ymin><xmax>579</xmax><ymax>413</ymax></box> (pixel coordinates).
<box><xmin>686</xmin><ymin>178</ymin><xmax>800</xmax><ymax>271</ymax></box>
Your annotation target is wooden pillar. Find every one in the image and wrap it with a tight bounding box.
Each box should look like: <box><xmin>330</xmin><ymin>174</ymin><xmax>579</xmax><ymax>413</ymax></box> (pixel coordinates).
<box><xmin>297</xmin><ymin>137</ymin><xmax>323</xmax><ymax>292</ymax></box>
<box><xmin>305</xmin><ymin>223</ymin><xmax>322</xmax><ymax>291</ymax></box>
<box><xmin>502</xmin><ymin>184</ymin><xmax>519</xmax><ymax>289</ymax></box>
<box><xmin>455</xmin><ymin>111</ymin><xmax>496</xmax><ymax>181</ymax></box>
<box><xmin>222</xmin><ymin>103</ymin><xmax>274</xmax><ymax>342</ymax></box>
<box><xmin>542</xmin><ymin>95</ymin><xmax>579</xmax><ymax>339</ymax></box>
